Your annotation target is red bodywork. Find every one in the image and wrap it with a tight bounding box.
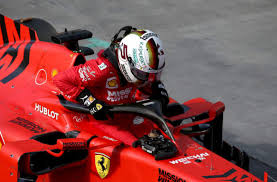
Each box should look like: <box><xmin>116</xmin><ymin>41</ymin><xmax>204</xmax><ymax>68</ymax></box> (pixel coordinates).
<box><xmin>0</xmin><ymin>14</ymin><xmax>264</xmax><ymax>182</ymax></box>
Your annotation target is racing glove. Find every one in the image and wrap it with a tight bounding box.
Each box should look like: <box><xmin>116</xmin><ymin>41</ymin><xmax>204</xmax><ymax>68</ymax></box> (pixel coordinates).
<box><xmin>150</xmin><ymin>81</ymin><xmax>169</xmax><ymax>113</ymax></box>
<box><xmin>76</xmin><ymin>88</ymin><xmax>110</xmax><ymax>120</ymax></box>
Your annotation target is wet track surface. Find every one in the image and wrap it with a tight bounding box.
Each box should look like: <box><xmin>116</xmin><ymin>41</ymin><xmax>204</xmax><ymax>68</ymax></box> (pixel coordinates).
<box><xmin>1</xmin><ymin>0</ymin><xmax>277</xmax><ymax>180</ymax></box>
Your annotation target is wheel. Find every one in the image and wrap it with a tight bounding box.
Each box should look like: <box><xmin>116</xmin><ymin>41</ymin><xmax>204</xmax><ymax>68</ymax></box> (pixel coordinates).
<box><xmin>16</xmin><ymin>17</ymin><xmax>57</xmax><ymax>42</ymax></box>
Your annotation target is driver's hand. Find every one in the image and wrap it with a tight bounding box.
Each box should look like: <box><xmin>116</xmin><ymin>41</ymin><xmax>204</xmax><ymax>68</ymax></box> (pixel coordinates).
<box><xmin>150</xmin><ymin>81</ymin><xmax>169</xmax><ymax>112</ymax></box>
<box><xmin>89</xmin><ymin>99</ymin><xmax>111</xmax><ymax>120</ymax></box>
<box><xmin>76</xmin><ymin>88</ymin><xmax>111</xmax><ymax>120</ymax></box>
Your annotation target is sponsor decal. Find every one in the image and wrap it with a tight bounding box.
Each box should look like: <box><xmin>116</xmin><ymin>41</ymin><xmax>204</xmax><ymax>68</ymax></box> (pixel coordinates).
<box><xmin>106</xmin><ymin>77</ymin><xmax>118</xmax><ymax>89</ymax></box>
<box><xmin>98</xmin><ymin>62</ymin><xmax>107</xmax><ymax>70</ymax></box>
<box><xmin>79</xmin><ymin>66</ymin><xmax>95</xmax><ymax>82</ymax></box>
<box><xmin>35</xmin><ymin>69</ymin><xmax>47</xmax><ymax>85</ymax></box>
<box><xmin>9</xmin><ymin>117</ymin><xmax>46</xmax><ymax>133</ymax></box>
<box><xmin>169</xmin><ymin>152</ymin><xmax>209</xmax><ymax>165</ymax></box>
<box><xmin>95</xmin><ymin>152</ymin><xmax>110</xmax><ymax>179</ymax></box>
<box><xmin>34</xmin><ymin>103</ymin><xmax>59</xmax><ymax>120</ymax></box>
<box><xmin>202</xmin><ymin>168</ymin><xmax>259</xmax><ymax>182</ymax></box>
<box><xmin>138</xmin><ymin>42</ymin><xmax>147</xmax><ymax>68</ymax></box>
<box><xmin>141</xmin><ymin>32</ymin><xmax>158</xmax><ymax>40</ymax></box>
<box><xmin>73</xmin><ymin>114</ymin><xmax>86</xmax><ymax>122</ymax></box>
<box><xmin>0</xmin><ymin>15</ymin><xmax>37</xmax><ymax>84</ymax></box>
<box><xmin>62</xmin><ymin>141</ymin><xmax>86</xmax><ymax>150</ymax></box>
<box><xmin>96</xmin><ymin>103</ymin><xmax>103</xmax><ymax>110</ymax></box>
<box><xmin>158</xmin><ymin>168</ymin><xmax>186</xmax><ymax>182</ymax></box>
<box><xmin>0</xmin><ymin>131</ymin><xmax>5</xmax><ymax>150</ymax></box>
<box><xmin>120</xmin><ymin>44</ymin><xmax>128</xmax><ymax>60</ymax></box>
<box><xmin>89</xmin><ymin>96</ymin><xmax>95</xmax><ymax>103</ymax></box>
<box><xmin>80</xmin><ymin>95</ymin><xmax>88</xmax><ymax>103</ymax></box>
<box><xmin>90</xmin><ymin>103</ymin><xmax>103</xmax><ymax>115</ymax></box>
<box><xmin>107</xmin><ymin>87</ymin><xmax>132</xmax><ymax>102</ymax></box>
<box><xmin>120</xmin><ymin>64</ymin><xmax>132</xmax><ymax>82</ymax></box>
<box><xmin>133</xmin><ymin>116</ymin><xmax>144</xmax><ymax>125</ymax></box>
<box><xmin>158</xmin><ymin>83</ymin><xmax>165</xmax><ymax>89</ymax></box>
<box><xmin>132</xmin><ymin>48</ymin><xmax>139</xmax><ymax>64</ymax></box>
<box><xmin>80</xmin><ymin>95</ymin><xmax>96</xmax><ymax>107</ymax></box>
<box><xmin>103</xmin><ymin>136</ymin><xmax>117</xmax><ymax>142</ymax></box>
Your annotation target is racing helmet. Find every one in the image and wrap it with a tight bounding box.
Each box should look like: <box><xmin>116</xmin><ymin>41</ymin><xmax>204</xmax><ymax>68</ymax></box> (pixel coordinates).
<box><xmin>116</xmin><ymin>29</ymin><xmax>165</xmax><ymax>85</ymax></box>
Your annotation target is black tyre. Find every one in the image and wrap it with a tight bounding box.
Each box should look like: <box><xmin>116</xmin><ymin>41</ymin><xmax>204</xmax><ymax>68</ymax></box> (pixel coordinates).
<box><xmin>16</xmin><ymin>18</ymin><xmax>57</xmax><ymax>42</ymax></box>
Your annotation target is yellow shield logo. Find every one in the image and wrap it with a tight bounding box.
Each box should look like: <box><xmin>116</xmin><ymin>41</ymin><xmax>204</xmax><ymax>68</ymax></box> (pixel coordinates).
<box><xmin>96</xmin><ymin>103</ymin><xmax>103</xmax><ymax>110</ymax></box>
<box><xmin>95</xmin><ymin>152</ymin><xmax>110</xmax><ymax>179</ymax></box>
<box><xmin>88</xmin><ymin>96</ymin><xmax>95</xmax><ymax>103</ymax></box>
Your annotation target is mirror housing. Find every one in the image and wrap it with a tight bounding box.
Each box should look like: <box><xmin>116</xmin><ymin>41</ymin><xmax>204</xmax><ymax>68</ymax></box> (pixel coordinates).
<box><xmin>173</xmin><ymin>101</ymin><xmax>225</xmax><ymax>135</ymax></box>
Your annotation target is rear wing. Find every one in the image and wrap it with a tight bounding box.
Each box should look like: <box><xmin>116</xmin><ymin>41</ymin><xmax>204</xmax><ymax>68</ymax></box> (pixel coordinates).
<box><xmin>0</xmin><ymin>14</ymin><xmax>38</xmax><ymax>45</ymax></box>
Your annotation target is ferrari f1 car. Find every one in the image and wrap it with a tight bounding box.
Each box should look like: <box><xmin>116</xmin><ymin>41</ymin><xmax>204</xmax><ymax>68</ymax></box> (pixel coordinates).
<box><xmin>0</xmin><ymin>14</ymin><xmax>267</xmax><ymax>182</ymax></box>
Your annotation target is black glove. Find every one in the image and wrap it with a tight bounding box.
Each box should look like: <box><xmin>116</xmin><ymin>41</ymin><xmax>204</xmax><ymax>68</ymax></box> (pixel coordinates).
<box><xmin>150</xmin><ymin>81</ymin><xmax>169</xmax><ymax>113</ymax></box>
<box><xmin>76</xmin><ymin>88</ymin><xmax>110</xmax><ymax>120</ymax></box>
<box><xmin>89</xmin><ymin>99</ymin><xmax>111</xmax><ymax>120</ymax></box>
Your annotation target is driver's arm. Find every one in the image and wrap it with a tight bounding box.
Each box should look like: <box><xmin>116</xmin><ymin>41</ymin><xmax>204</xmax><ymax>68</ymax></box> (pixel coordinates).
<box><xmin>53</xmin><ymin>59</ymin><xmax>103</xmax><ymax>101</ymax></box>
<box><xmin>53</xmin><ymin>60</ymin><xmax>110</xmax><ymax>120</ymax></box>
<box><xmin>53</xmin><ymin>65</ymin><xmax>86</xmax><ymax>101</ymax></box>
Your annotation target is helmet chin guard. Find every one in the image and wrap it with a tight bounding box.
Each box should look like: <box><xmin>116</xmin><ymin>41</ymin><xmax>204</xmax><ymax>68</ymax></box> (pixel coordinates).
<box><xmin>116</xmin><ymin>29</ymin><xmax>165</xmax><ymax>84</ymax></box>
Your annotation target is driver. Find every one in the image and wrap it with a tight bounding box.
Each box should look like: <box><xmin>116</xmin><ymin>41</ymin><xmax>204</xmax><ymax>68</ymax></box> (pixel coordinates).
<box><xmin>53</xmin><ymin>26</ymin><xmax>169</xmax><ymax>120</ymax></box>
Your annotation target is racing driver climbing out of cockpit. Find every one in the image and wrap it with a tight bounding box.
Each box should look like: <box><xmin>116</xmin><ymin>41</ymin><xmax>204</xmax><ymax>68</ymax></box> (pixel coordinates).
<box><xmin>53</xmin><ymin>26</ymin><xmax>169</xmax><ymax>122</ymax></box>
<box><xmin>54</xmin><ymin>27</ymin><xmax>169</xmax><ymax>144</ymax></box>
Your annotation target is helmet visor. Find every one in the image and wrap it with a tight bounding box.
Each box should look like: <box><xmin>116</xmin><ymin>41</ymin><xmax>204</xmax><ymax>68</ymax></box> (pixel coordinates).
<box><xmin>127</xmin><ymin>56</ymin><xmax>163</xmax><ymax>82</ymax></box>
<box><xmin>127</xmin><ymin>56</ymin><xmax>149</xmax><ymax>81</ymax></box>
<box><xmin>130</xmin><ymin>67</ymin><xmax>149</xmax><ymax>81</ymax></box>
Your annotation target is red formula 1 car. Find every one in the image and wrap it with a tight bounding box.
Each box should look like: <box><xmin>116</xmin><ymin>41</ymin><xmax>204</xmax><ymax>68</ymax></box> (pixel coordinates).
<box><xmin>0</xmin><ymin>14</ymin><xmax>266</xmax><ymax>182</ymax></box>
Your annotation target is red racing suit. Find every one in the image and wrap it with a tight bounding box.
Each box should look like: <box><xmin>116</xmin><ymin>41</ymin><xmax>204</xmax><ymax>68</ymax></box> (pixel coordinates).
<box><xmin>53</xmin><ymin>49</ymin><xmax>166</xmax><ymax>145</ymax></box>
<box><xmin>53</xmin><ymin>50</ymin><xmax>150</xmax><ymax>105</ymax></box>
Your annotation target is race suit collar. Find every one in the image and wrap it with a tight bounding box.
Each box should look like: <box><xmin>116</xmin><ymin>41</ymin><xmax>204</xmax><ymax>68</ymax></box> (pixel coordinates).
<box><xmin>102</xmin><ymin>46</ymin><xmax>128</xmax><ymax>87</ymax></box>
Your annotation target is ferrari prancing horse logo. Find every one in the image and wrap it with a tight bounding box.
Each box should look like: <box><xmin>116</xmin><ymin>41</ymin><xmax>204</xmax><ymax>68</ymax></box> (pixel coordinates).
<box><xmin>95</xmin><ymin>152</ymin><xmax>110</xmax><ymax>179</ymax></box>
<box><xmin>106</xmin><ymin>77</ymin><xmax>118</xmax><ymax>89</ymax></box>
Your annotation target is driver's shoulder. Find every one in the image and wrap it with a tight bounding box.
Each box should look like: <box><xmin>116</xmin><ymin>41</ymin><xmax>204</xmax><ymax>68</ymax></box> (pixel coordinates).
<box><xmin>82</xmin><ymin>56</ymin><xmax>113</xmax><ymax>77</ymax></box>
